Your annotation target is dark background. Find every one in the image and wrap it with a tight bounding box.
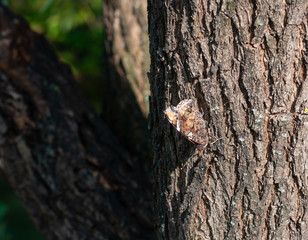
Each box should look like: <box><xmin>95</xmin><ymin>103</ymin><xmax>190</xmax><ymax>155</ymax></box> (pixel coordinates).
<box><xmin>0</xmin><ymin>1</ymin><xmax>102</xmax><ymax>239</ymax></box>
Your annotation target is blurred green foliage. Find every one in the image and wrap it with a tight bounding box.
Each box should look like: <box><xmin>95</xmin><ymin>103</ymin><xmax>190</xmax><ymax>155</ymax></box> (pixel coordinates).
<box><xmin>0</xmin><ymin>200</ymin><xmax>10</xmax><ymax>240</ymax></box>
<box><xmin>0</xmin><ymin>0</ymin><xmax>103</xmax><ymax>239</ymax></box>
<box><xmin>7</xmin><ymin>0</ymin><xmax>104</xmax><ymax>112</ymax></box>
<box><xmin>0</xmin><ymin>180</ymin><xmax>46</xmax><ymax>240</ymax></box>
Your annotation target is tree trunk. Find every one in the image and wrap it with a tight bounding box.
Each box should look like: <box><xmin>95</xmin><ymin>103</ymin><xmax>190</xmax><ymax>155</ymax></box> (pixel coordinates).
<box><xmin>103</xmin><ymin>0</ymin><xmax>151</xmax><ymax>168</ymax></box>
<box><xmin>0</xmin><ymin>5</ymin><xmax>153</xmax><ymax>240</ymax></box>
<box><xmin>148</xmin><ymin>0</ymin><xmax>308</xmax><ymax>239</ymax></box>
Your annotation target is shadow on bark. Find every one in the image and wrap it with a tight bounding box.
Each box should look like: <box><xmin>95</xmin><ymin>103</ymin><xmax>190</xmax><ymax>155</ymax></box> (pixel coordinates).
<box><xmin>0</xmin><ymin>5</ymin><xmax>153</xmax><ymax>240</ymax></box>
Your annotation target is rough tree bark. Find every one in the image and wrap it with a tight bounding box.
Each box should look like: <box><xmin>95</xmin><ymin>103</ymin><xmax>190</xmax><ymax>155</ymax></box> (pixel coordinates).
<box><xmin>0</xmin><ymin>5</ymin><xmax>153</xmax><ymax>240</ymax></box>
<box><xmin>103</xmin><ymin>0</ymin><xmax>151</xmax><ymax>167</ymax></box>
<box><xmin>148</xmin><ymin>0</ymin><xmax>308</xmax><ymax>239</ymax></box>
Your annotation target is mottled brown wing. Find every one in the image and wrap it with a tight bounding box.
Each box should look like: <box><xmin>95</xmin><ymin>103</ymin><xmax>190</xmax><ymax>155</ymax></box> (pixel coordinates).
<box><xmin>165</xmin><ymin>106</ymin><xmax>178</xmax><ymax>128</ymax></box>
<box><xmin>177</xmin><ymin>101</ymin><xmax>208</xmax><ymax>145</ymax></box>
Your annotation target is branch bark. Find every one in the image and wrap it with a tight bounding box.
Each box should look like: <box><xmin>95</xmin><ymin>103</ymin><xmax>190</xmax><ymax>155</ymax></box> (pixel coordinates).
<box><xmin>148</xmin><ymin>0</ymin><xmax>308</xmax><ymax>239</ymax></box>
<box><xmin>0</xmin><ymin>5</ymin><xmax>153</xmax><ymax>240</ymax></box>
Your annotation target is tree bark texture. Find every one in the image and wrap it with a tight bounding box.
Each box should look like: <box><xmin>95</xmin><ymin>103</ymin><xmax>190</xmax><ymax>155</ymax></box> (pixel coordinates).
<box><xmin>0</xmin><ymin>5</ymin><xmax>153</xmax><ymax>240</ymax></box>
<box><xmin>103</xmin><ymin>0</ymin><xmax>151</xmax><ymax>167</ymax></box>
<box><xmin>148</xmin><ymin>0</ymin><xmax>308</xmax><ymax>239</ymax></box>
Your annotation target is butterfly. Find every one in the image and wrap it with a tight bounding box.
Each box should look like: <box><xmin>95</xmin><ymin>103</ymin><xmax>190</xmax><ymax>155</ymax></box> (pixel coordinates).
<box><xmin>165</xmin><ymin>99</ymin><xmax>208</xmax><ymax>145</ymax></box>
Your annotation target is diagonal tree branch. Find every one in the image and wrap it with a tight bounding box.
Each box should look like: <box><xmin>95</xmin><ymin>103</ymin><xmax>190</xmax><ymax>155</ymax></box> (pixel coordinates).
<box><xmin>0</xmin><ymin>5</ymin><xmax>153</xmax><ymax>240</ymax></box>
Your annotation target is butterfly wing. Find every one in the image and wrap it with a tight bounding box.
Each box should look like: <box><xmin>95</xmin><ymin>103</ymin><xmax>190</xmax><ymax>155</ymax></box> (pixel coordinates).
<box><xmin>177</xmin><ymin>100</ymin><xmax>208</xmax><ymax>145</ymax></box>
